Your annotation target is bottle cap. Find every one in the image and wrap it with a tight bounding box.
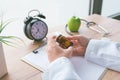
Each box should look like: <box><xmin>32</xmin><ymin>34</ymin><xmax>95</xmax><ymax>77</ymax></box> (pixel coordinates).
<box><xmin>55</xmin><ymin>32</ymin><xmax>62</xmax><ymax>36</ymax></box>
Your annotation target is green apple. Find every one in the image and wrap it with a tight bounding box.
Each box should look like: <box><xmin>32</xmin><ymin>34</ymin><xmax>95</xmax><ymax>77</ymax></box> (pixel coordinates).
<box><xmin>67</xmin><ymin>16</ymin><xmax>81</xmax><ymax>32</ymax></box>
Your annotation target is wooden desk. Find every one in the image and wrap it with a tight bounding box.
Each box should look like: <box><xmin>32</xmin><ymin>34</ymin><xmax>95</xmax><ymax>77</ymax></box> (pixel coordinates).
<box><xmin>1</xmin><ymin>14</ymin><xmax>120</xmax><ymax>80</ymax></box>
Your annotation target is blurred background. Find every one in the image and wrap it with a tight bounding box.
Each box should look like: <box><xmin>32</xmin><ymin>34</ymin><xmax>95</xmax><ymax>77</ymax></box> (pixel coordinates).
<box><xmin>0</xmin><ymin>0</ymin><xmax>120</xmax><ymax>37</ymax></box>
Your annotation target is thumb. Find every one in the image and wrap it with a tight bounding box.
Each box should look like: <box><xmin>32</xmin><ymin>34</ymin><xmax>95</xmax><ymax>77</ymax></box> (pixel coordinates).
<box><xmin>66</xmin><ymin>46</ymin><xmax>73</xmax><ymax>52</ymax></box>
<box><xmin>64</xmin><ymin>46</ymin><xmax>73</xmax><ymax>58</ymax></box>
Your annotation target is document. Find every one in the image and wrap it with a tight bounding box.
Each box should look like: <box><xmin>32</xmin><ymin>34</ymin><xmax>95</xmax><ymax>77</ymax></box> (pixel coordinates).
<box><xmin>21</xmin><ymin>45</ymin><xmax>106</xmax><ymax>80</ymax></box>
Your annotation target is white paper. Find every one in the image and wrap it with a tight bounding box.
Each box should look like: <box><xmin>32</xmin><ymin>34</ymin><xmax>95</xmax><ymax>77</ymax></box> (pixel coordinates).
<box><xmin>21</xmin><ymin>45</ymin><xmax>106</xmax><ymax>80</ymax></box>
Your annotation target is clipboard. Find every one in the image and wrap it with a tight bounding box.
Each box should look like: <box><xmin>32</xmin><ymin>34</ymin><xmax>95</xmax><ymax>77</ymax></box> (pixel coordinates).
<box><xmin>21</xmin><ymin>44</ymin><xmax>107</xmax><ymax>80</ymax></box>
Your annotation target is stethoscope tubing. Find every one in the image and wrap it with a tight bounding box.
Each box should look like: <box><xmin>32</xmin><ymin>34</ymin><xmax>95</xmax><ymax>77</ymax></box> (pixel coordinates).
<box><xmin>65</xmin><ymin>19</ymin><xmax>109</xmax><ymax>36</ymax></box>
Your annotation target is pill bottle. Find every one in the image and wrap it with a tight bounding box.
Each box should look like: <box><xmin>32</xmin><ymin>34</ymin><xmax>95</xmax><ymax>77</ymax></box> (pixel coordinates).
<box><xmin>56</xmin><ymin>34</ymin><xmax>73</xmax><ymax>49</ymax></box>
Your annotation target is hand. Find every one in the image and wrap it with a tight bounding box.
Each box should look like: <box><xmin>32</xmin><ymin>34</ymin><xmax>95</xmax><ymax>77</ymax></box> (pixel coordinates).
<box><xmin>46</xmin><ymin>35</ymin><xmax>73</xmax><ymax>63</ymax></box>
<box><xmin>66</xmin><ymin>35</ymin><xmax>90</xmax><ymax>56</ymax></box>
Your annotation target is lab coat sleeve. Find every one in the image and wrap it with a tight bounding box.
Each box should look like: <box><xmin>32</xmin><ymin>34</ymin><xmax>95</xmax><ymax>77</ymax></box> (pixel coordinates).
<box><xmin>43</xmin><ymin>57</ymin><xmax>81</xmax><ymax>80</ymax></box>
<box><xmin>85</xmin><ymin>38</ymin><xmax>120</xmax><ymax>72</ymax></box>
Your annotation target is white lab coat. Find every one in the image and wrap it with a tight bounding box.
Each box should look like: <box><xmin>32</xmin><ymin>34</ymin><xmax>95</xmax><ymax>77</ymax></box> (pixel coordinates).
<box><xmin>43</xmin><ymin>38</ymin><xmax>120</xmax><ymax>80</ymax></box>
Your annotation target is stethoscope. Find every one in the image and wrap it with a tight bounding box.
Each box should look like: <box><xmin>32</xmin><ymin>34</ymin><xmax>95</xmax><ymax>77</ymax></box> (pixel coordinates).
<box><xmin>65</xmin><ymin>19</ymin><xmax>110</xmax><ymax>36</ymax></box>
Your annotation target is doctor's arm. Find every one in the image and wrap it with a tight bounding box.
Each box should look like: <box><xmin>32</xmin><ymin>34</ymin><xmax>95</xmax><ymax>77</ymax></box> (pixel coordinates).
<box><xmin>43</xmin><ymin>36</ymin><xmax>81</xmax><ymax>80</ymax></box>
<box><xmin>67</xmin><ymin>36</ymin><xmax>120</xmax><ymax>72</ymax></box>
<box><xmin>85</xmin><ymin>38</ymin><xmax>120</xmax><ymax>72</ymax></box>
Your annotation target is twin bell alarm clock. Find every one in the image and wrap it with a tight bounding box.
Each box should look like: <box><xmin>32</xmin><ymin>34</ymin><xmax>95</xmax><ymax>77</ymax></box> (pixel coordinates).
<box><xmin>24</xmin><ymin>10</ymin><xmax>48</xmax><ymax>41</ymax></box>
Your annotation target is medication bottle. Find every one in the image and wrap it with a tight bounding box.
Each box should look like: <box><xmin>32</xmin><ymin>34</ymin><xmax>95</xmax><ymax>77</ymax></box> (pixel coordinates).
<box><xmin>56</xmin><ymin>34</ymin><xmax>73</xmax><ymax>49</ymax></box>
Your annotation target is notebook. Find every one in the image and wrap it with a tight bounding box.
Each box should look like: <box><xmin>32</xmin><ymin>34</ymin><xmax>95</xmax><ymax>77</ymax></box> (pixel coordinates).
<box><xmin>21</xmin><ymin>44</ymin><xmax>107</xmax><ymax>80</ymax></box>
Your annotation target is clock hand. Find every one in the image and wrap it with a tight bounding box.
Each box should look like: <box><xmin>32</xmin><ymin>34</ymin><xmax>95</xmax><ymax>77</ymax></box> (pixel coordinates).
<box><xmin>36</xmin><ymin>29</ymin><xmax>39</xmax><ymax>34</ymax></box>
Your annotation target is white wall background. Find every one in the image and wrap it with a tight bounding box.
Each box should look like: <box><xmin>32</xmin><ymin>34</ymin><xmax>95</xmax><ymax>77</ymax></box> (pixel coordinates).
<box><xmin>1</xmin><ymin>0</ymin><xmax>119</xmax><ymax>37</ymax></box>
<box><xmin>0</xmin><ymin>0</ymin><xmax>89</xmax><ymax>27</ymax></box>
<box><xmin>102</xmin><ymin>0</ymin><xmax>120</xmax><ymax>16</ymax></box>
<box><xmin>0</xmin><ymin>0</ymin><xmax>89</xmax><ymax>37</ymax></box>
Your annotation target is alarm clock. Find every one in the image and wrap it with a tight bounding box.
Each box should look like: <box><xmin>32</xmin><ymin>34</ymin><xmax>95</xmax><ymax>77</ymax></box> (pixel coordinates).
<box><xmin>24</xmin><ymin>10</ymin><xmax>48</xmax><ymax>41</ymax></box>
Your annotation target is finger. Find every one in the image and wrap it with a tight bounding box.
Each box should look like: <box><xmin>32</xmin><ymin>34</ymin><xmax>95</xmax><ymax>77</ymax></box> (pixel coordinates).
<box><xmin>64</xmin><ymin>46</ymin><xmax>73</xmax><ymax>58</ymax></box>
<box><xmin>66</xmin><ymin>36</ymin><xmax>74</xmax><ymax>40</ymax></box>
<box><xmin>48</xmin><ymin>35</ymin><xmax>65</xmax><ymax>50</ymax></box>
<box><xmin>66</xmin><ymin>35</ymin><xmax>80</xmax><ymax>41</ymax></box>
<box><xmin>65</xmin><ymin>46</ymin><xmax>73</xmax><ymax>54</ymax></box>
<box><xmin>71</xmin><ymin>35</ymin><xmax>81</xmax><ymax>40</ymax></box>
<box><xmin>47</xmin><ymin>35</ymin><xmax>57</xmax><ymax>44</ymax></box>
<box><xmin>47</xmin><ymin>36</ymin><xmax>58</xmax><ymax>50</ymax></box>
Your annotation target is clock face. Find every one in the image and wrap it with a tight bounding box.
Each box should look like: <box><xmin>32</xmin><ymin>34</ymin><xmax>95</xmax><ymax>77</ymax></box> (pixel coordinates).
<box><xmin>31</xmin><ymin>20</ymin><xmax>48</xmax><ymax>40</ymax></box>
